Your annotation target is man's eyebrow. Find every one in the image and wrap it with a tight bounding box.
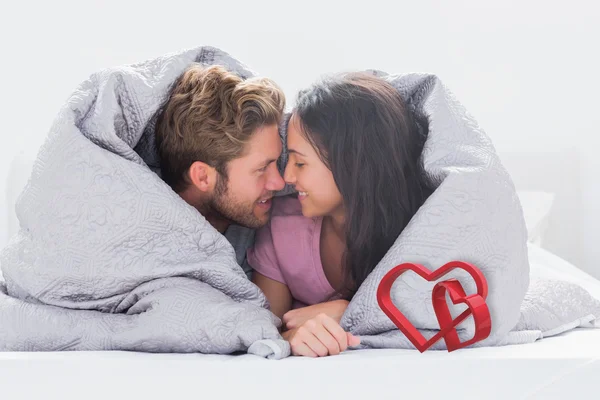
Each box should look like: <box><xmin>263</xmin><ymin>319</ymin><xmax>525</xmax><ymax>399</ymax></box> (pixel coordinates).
<box><xmin>259</xmin><ymin>159</ymin><xmax>278</xmax><ymax>168</ymax></box>
<box><xmin>288</xmin><ymin>149</ymin><xmax>306</xmax><ymax>157</ymax></box>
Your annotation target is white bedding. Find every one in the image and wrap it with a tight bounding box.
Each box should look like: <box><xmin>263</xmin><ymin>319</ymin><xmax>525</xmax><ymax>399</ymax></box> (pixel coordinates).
<box><xmin>1</xmin><ymin>245</ymin><xmax>599</xmax><ymax>400</ymax></box>
<box><xmin>1</xmin><ymin>330</ymin><xmax>598</xmax><ymax>399</ymax></box>
<box><xmin>0</xmin><ymin>329</ymin><xmax>600</xmax><ymax>399</ymax></box>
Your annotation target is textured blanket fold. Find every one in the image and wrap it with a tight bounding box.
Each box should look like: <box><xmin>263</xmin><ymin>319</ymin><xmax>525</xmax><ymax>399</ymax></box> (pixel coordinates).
<box><xmin>0</xmin><ymin>46</ymin><xmax>289</xmax><ymax>358</ymax></box>
<box><xmin>1</xmin><ymin>46</ymin><xmax>598</xmax><ymax>356</ymax></box>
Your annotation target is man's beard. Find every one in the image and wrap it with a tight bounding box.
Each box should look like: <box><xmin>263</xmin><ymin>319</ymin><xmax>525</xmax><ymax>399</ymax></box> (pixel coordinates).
<box><xmin>207</xmin><ymin>174</ymin><xmax>270</xmax><ymax>229</ymax></box>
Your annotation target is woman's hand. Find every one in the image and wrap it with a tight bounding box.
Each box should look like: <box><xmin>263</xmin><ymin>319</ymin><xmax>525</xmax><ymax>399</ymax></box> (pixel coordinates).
<box><xmin>283</xmin><ymin>299</ymin><xmax>349</xmax><ymax>330</ymax></box>
<box><xmin>282</xmin><ymin>313</ymin><xmax>360</xmax><ymax>357</ymax></box>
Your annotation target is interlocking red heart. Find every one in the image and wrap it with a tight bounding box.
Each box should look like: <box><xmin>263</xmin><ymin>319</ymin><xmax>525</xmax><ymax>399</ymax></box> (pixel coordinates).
<box><xmin>376</xmin><ymin>261</ymin><xmax>492</xmax><ymax>352</ymax></box>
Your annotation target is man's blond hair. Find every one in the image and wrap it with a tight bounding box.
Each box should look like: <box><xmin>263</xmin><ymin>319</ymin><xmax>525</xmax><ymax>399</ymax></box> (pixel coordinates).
<box><xmin>155</xmin><ymin>64</ymin><xmax>285</xmax><ymax>192</ymax></box>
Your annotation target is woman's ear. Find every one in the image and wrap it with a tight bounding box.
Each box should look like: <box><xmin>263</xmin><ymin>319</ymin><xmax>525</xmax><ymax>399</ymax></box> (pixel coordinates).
<box><xmin>187</xmin><ymin>161</ymin><xmax>217</xmax><ymax>193</ymax></box>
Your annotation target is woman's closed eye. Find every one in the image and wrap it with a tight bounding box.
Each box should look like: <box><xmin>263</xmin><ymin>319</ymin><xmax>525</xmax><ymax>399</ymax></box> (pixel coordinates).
<box><xmin>295</xmin><ymin>162</ymin><xmax>305</xmax><ymax>168</ymax></box>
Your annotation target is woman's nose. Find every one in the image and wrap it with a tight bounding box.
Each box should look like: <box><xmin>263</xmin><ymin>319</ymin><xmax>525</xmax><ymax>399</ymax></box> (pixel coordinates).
<box><xmin>283</xmin><ymin>162</ymin><xmax>296</xmax><ymax>185</ymax></box>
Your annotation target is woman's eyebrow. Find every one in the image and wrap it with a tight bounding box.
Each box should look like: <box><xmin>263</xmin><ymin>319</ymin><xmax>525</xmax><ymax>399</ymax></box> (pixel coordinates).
<box><xmin>288</xmin><ymin>149</ymin><xmax>306</xmax><ymax>157</ymax></box>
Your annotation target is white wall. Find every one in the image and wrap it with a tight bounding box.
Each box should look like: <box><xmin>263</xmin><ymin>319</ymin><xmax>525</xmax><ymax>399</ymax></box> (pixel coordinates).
<box><xmin>1</xmin><ymin>0</ymin><xmax>598</xmax><ymax>273</ymax></box>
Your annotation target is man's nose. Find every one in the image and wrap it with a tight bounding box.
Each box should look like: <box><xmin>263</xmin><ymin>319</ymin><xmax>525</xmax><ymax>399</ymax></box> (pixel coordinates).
<box><xmin>266</xmin><ymin>166</ymin><xmax>285</xmax><ymax>191</ymax></box>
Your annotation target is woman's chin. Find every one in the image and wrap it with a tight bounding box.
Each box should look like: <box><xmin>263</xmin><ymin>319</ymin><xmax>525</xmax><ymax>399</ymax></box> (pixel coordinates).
<box><xmin>300</xmin><ymin>205</ymin><xmax>324</xmax><ymax>219</ymax></box>
<box><xmin>300</xmin><ymin>208</ymin><xmax>313</xmax><ymax>218</ymax></box>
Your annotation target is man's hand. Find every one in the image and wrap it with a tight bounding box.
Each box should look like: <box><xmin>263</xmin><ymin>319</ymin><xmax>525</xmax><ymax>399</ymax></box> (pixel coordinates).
<box><xmin>283</xmin><ymin>299</ymin><xmax>349</xmax><ymax>330</ymax></box>
<box><xmin>282</xmin><ymin>313</ymin><xmax>360</xmax><ymax>357</ymax></box>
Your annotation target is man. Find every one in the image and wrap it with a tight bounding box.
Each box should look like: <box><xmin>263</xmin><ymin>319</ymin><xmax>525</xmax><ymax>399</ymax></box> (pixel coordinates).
<box><xmin>155</xmin><ymin>64</ymin><xmax>286</xmax><ymax>277</ymax></box>
<box><xmin>157</xmin><ymin>63</ymin><xmax>356</xmax><ymax>357</ymax></box>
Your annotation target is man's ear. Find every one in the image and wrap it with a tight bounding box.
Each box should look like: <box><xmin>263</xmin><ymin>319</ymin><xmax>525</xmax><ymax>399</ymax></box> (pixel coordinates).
<box><xmin>188</xmin><ymin>161</ymin><xmax>217</xmax><ymax>193</ymax></box>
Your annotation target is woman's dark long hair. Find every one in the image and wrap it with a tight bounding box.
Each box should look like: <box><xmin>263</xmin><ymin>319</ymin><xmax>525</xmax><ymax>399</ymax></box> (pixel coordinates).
<box><xmin>294</xmin><ymin>72</ymin><xmax>432</xmax><ymax>298</ymax></box>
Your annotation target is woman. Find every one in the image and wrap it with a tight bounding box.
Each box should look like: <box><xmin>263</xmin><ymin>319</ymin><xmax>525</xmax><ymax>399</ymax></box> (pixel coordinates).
<box><xmin>247</xmin><ymin>72</ymin><xmax>431</xmax><ymax>357</ymax></box>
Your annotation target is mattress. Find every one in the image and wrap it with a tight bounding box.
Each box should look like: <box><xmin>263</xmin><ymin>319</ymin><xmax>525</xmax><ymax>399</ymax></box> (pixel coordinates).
<box><xmin>0</xmin><ymin>329</ymin><xmax>599</xmax><ymax>400</ymax></box>
<box><xmin>1</xmin><ymin>245</ymin><xmax>599</xmax><ymax>400</ymax></box>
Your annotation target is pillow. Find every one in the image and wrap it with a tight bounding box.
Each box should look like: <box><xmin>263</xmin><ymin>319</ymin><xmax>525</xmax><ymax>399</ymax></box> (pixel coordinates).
<box><xmin>516</xmin><ymin>190</ymin><xmax>555</xmax><ymax>245</ymax></box>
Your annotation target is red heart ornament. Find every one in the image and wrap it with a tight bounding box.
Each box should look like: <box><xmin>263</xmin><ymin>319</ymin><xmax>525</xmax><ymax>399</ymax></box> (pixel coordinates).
<box><xmin>376</xmin><ymin>261</ymin><xmax>492</xmax><ymax>352</ymax></box>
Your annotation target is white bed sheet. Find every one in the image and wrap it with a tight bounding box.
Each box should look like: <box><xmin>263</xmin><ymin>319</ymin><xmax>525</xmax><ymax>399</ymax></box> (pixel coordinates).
<box><xmin>1</xmin><ymin>330</ymin><xmax>599</xmax><ymax>400</ymax></box>
<box><xmin>1</xmin><ymin>245</ymin><xmax>599</xmax><ymax>400</ymax></box>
